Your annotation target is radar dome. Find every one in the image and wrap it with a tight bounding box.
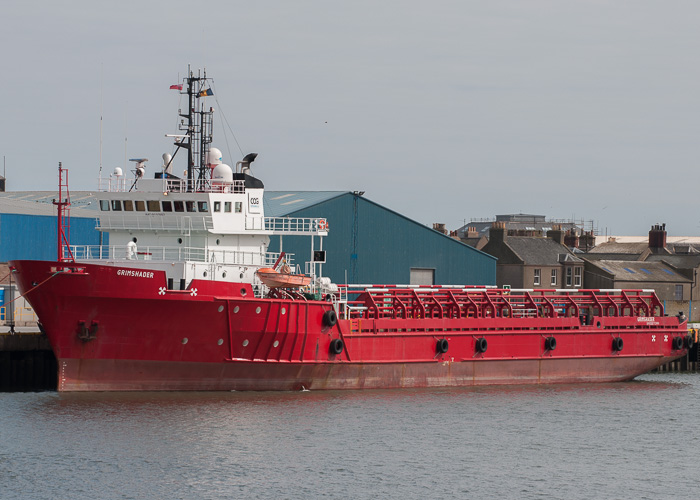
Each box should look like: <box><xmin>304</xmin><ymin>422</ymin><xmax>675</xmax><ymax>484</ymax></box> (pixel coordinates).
<box><xmin>208</xmin><ymin>148</ymin><xmax>223</xmax><ymax>166</ymax></box>
<box><xmin>113</xmin><ymin>167</ymin><xmax>123</xmax><ymax>177</ymax></box>
<box><xmin>212</xmin><ymin>163</ymin><xmax>233</xmax><ymax>183</ymax></box>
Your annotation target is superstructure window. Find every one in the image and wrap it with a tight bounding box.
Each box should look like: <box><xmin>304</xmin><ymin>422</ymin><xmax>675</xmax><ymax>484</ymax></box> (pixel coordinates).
<box><xmin>224</xmin><ymin>202</ymin><xmax>232</xmax><ymax>213</ymax></box>
<box><xmin>123</xmin><ymin>200</ymin><xmax>134</xmax><ymax>211</ymax></box>
<box><xmin>111</xmin><ymin>200</ymin><xmax>122</xmax><ymax>211</ymax></box>
<box><xmin>162</xmin><ymin>201</ymin><xmax>173</xmax><ymax>212</ymax></box>
<box><xmin>186</xmin><ymin>201</ymin><xmax>196</xmax><ymax>212</ymax></box>
<box><xmin>533</xmin><ymin>269</ymin><xmax>541</xmax><ymax>286</ymax></box>
<box><xmin>100</xmin><ymin>200</ymin><xmax>110</xmax><ymax>211</ymax></box>
<box><xmin>198</xmin><ymin>201</ymin><xmax>208</xmax><ymax>212</ymax></box>
<box><xmin>214</xmin><ymin>201</ymin><xmax>221</xmax><ymax>212</ymax></box>
<box><xmin>147</xmin><ymin>200</ymin><xmax>160</xmax><ymax>212</ymax></box>
<box><xmin>135</xmin><ymin>200</ymin><xmax>145</xmax><ymax>212</ymax></box>
<box><xmin>235</xmin><ymin>202</ymin><xmax>242</xmax><ymax>213</ymax></box>
<box><xmin>174</xmin><ymin>201</ymin><xmax>185</xmax><ymax>212</ymax></box>
<box><xmin>551</xmin><ymin>269</ymin><xmax>557</xmax><ymax>286</ymax></box>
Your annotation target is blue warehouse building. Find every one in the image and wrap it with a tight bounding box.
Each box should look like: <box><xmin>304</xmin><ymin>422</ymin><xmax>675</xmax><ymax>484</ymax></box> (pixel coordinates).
<box><xmin>0</xmin><ymin>193</ymin><xmax>104</xmax><ymax>262</ymax></box>
<box><xmin>0</xmin><ymin>190</ymin><xmax>495</xmax><ymax>286</ymax></box>
<box><xmin>265</xmin><ymin>191</ymin><xmax>495</xmax><ymax>286</ymax></box>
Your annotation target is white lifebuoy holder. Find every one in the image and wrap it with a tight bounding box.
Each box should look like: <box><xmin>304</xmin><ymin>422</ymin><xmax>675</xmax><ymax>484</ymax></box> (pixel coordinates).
<box><xmin>318</xmin><ymin>219</ymin><xmax>328</xmax><ymax>231</ymax></box>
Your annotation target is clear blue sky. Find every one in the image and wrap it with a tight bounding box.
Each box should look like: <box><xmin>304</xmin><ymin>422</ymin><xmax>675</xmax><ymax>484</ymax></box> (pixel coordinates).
<box><xmin>2</xmin><ymin>1</ymin><xmax>698</xmax><ymax>236</ymax></box>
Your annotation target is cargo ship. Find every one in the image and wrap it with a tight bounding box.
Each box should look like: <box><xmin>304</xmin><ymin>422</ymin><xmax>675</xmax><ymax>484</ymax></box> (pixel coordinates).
<box><xmin>9</xmin><ymin>69</ymin><xmax>693</xmax><ymax>391</ymax></box>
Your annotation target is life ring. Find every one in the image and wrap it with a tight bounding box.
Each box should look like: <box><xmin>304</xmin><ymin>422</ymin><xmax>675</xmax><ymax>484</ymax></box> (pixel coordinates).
<box><xmin>545</xmin><ymin>336</ymin><xmax>557</xmax><ymax>351</ymax></box>
<box><xmin>672</xmin><ymin>336</ymin><xmax>684</xmax><ymax>350</ymax></box>
<box><xmin>612</xmin><ymin>337</ymin><xmax>624</xmax><ymax>352</ymax></box>
<box><xmin>322</xmin><ymin>309</ymin><xmax>337</xmax><ymax>327</ymax></box>
<box><xmin>476</xmin><ymin>337</ymin><xmax>488</xmax><ymax>353</ymax></box>
<box><xmin>329</xmin><ymin>338</ymin><xmax>344</xmax><ymax>355</ymax></box>
<box><xmin>318</xmin><ymin>219</ymin><xmax>328</xmax><ymax>231</ymax></box>
<box><xmin>436</xmin><ymin>338</ymin><xmax>449</xmax><ymax>354</ymax></box>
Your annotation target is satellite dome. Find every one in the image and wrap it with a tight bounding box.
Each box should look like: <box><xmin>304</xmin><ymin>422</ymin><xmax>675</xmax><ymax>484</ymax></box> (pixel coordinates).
<box><xmin>212</xmin><ymin>163</ymin><xmax>233</xmax><ymax>184</ymax></box>
<box><xmin>208</xmin><ymin>148</ymin><xmax>223</xmax><ymax>166</ymax></box>
<box><xmin>113</xmin><ymin>167</ymin><xmax>123</xmax><ymax>177</ymax></box>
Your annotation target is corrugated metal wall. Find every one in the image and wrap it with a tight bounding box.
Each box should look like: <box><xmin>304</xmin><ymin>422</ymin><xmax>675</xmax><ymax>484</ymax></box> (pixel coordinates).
<box><xmin>267</xmin><ymin>193</ymin><xmax>496</xmax><ymax>285</ymax></box>
<box><xmin>0</xmin><ymin>214</ymin><xmax>104</xmax><ymax>261</ymax></box>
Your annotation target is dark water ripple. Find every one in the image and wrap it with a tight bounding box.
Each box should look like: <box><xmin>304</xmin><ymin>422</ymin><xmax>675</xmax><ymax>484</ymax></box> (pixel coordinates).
<box><xmin>1</xmin><ymin>374</ymin><xmax>698</xmax><ymax>500</ymax></box>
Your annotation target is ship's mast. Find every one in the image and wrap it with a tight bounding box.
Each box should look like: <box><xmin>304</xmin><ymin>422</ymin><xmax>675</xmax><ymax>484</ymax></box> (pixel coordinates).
<box><xmin>179</xmin><ymin>67</ymin><xmax>214</xmax><ymax>192</ymax></box>
<box><xmin>53</xmin><ymin>162</ymin><xmax>74</xmax><ymax>262</ymax></box>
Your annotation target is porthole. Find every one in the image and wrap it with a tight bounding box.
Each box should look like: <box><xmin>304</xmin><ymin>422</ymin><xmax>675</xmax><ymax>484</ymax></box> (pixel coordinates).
<box><xmin>281</xmin><ymin>307</ymin><xmax>286</xmax><ymax>315</ymax></box>
<box><xmin>255</xmin><ymin>307</ymin><xmax>261</xmax><ymax>314</ymax></box>
<box><xmin>132</xmin><ymin>237</ymin><xmax>138</xmax><ymax>243</ymax></box>
<box><xmin>203</xmin><ymin>271</ymin><xmax>208</xmax><ymax>277</ymax></box>
<box><xmin>178</xmin><ymin>238</ymin><xmax>182</xmax><ymax>244</ymax></box>
<box><xmin>240</xmin><ymin>273</ymin><xmax>244</xmax><ymax>279</ymax></box>
<box><xmin>217</xmin><ymin>339</ymin><xmax>224</xmax><ymax>346</ymax></box>
<box><xmin>242</xmin><ymin>339</ymin><xmax>249</xmax><ymax>347</ymax></box>
<box><xmin>182</xmin><ymin>338</ymin><xmax>188</xmax><ymax>345</ymax></box>
<box><xmin>216</xmin><ymin>239</ymin><xmax>220</xmax><ymax>245</ymax></box>
<box><xmin>222</xmin><ymin>272</ymin><xmax>227</xmax><ymax>278</ymax></box>
<box><xmin>218</xmin><ymin>305</ymin><xmax>224</xmax><ymax>313</ymax></box>
<box><xmin>273</xmin><ymin>340</ymin><xmax>279</xmax><ymax>348</ymax></box>
<box><xmin>233</xmin><ymin>306</ymin><xmax>240</xmax><ymax>313</ymax></box>
<box><xmin>240</xmin><ymin>288</ymin><xmax>247</xmax><ymax>296</ymax></box>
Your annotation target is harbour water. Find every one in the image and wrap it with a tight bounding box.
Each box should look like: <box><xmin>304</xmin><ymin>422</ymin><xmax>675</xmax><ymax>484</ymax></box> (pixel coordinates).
<box><xmin>1</xmin><ymin>373</ymin><xmax>698</xmax><ymax>500</ymax></box>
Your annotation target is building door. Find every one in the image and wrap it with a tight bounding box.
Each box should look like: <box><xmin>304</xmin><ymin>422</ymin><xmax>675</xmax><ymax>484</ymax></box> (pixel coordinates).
<box><xmin>410</xmin><ymin>268</ymin><xmax>435</xmax><ymax>286</ymax></box>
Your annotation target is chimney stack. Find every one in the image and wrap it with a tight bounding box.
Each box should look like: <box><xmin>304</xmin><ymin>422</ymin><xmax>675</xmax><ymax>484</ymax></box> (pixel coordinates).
<box><xmin>547</xmin><ymin>224</ymin><xmax>565</xmax><ymax>245</ymax></box>
<box><xmin>648</xmin><ymin>223</ymin><xmax>667</xmax><ymax>250</ymax></box>
<box><xmin>564</xmin><ymin>229</ymin><xmax>579</xmax><ymax>249</ymax></box>
<box><xmin>489</xmin><ymin>221</ymin><xmax>507</xmax><ymax>243</ymax></box>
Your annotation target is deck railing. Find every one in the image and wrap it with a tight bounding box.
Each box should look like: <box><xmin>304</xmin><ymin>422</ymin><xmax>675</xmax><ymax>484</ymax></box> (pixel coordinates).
<box><xmin>68</xmin><ymin>245</ymin><xmax>290</xmax><ymax>267</ymax></box>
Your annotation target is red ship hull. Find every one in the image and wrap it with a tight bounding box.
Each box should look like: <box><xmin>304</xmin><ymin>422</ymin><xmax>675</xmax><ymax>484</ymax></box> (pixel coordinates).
<box><xmin>11</xmin><ymin>259</ymin><xmax>690</xmax><ymax>392</ymax></box>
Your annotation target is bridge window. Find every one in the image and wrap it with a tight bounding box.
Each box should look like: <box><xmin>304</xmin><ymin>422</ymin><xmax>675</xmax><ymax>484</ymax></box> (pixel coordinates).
<box><xmin>100</xmin><ymin>200</ymin><xmax>110</xmax><ymax>211</ymax></box>
<box><xmin>225</xmin><ymin>202</ymin><xmax>232</xmax><ymax>213</ymax></box>
<box><xmin>174</xmin><ymin>201</ymin><xmax>185</xmax><ymax>212</ymax></box>
<box><xmin>186</xmin><ymin>201</ymin><xmax>196</xmax><ymax>212</ymax></box>
<box><xmin>235</xmin><ymin>202</ymin><xmax>242</xmax><ymax>213</ymax></box>
<box><xmin>162</xmin><ymin>201</ymin><xmax>173</xmax><ymax>212</ymax></box>
<box><xmin>111</xmin><ymin>200</ymin><xmax>122</xmax><ymax>211</ymax></box>
<box><xmin>135</xmin><ymin>200</ymin><xmax>145</xmax><ymax>211</ymax></box>
<box><xmin>123</xmin><ymin>200</ymin><xmax>133</xmax><ymax>211</ymax></box>
<box><xmin>214</xmin><ymin>201</ymin><xmax>221</xmax><ymax>212</ymax></box>
<box><xmin>147</xmin><ymin>200</ymin><xmax>160</xmax><ymax>211</ymax></box>
<box><xmin>198</xmin><ymin>201</ymin><xmax>209</xmax><ymax>212</ymax></box>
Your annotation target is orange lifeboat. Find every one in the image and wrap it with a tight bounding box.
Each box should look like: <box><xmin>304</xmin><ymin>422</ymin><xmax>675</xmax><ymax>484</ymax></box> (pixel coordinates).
<box><xmin>256</xmin><ymin>266</ymin><xmax>312</xmax><ymax>289</ymax></box>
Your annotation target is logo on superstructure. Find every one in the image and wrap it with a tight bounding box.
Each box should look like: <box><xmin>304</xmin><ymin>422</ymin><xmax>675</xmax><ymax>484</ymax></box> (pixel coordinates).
<box><xmin>637</xmin><ymin>317</ymin><xmax>658</xmax><ymax>325</ymax></box>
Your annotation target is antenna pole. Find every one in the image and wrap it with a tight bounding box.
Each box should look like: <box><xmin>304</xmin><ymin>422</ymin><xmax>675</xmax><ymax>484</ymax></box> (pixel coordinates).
<box><xmin>53</xmin><ymin>163</ymin><xmax>74</xmax><ymax>262</ymax></box>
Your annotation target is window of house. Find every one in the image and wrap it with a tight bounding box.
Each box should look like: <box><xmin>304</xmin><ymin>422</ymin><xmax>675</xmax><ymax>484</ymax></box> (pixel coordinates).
<box><xmin>533</xmin><ymin>269</ymin><xmax>541</xmax><ymax>286</ymax></box>
<box><xmin>224</xmin><ymin>202</ymin><xmax>232</xmax><ymax>213</ymax></box>
<box><xmin>123</xmin><ymin>200</ymin><xmax>134</xmax><ymax>211</ymax></box>
<box><xmin>574</xmin><ymin>267</ymin><xmax>582</xmax><ymax>287</ymax></box>
<box><xmin>162</xmin><ymin>201</ymin><xmax>173</xmax><ymax>212</ymax></box>
<box><xmin>198</xmin><ymin>201</ymin><xmax>208</xmax><ymax>212</ymax></box>
<box><xmin>566</xmin><ymin>267</ymin><xmax>572</xmax><ymax>286</ymax></box>
<box><xmin>111</xmin><ymin>200</ymin><xmax>122</xmax><ymax>211</ymax></box>
<box><xmin>147</xmin><ymin>200</ymin><xmax>160</xmax><ymax>212</ymax></box>
<box><xmin>551</xmin><ymin>269</ymin><xmax>557</xmax><ymax>286</ymax></box>
<box><xmin>235</xmin><ymin>202</ymin><xmax>242</xmax><ymax>213</ymax></box>
<box><xmin>135</xmin><ymin>200</ymin><xmax>145</xmax><ymax>212</ymax></box>
<box><xmin>675</xmin><ymin>285</ymin><xmax>683</xmax><ymax>300</ymax></box>
<box><xmin>214</xmin><ymin>201</ymin><xmax>221</xmax><ymax>212</ymax></box>
<box><xmin>100</xmin><ymin>200</ymin><xmax>110</xmax><ymax>211</ymax></box>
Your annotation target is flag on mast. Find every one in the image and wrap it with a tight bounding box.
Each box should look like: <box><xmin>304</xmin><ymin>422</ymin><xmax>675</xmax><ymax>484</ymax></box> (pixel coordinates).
<box><xmin>199</xmin><ymin>88</ymin><xmax>213</xmax><ymax>97</ymax></box>
<box><xmin>169</xmin><ymin>84</ymin><xmax>183</xmax><ymax>90</ymax></box>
